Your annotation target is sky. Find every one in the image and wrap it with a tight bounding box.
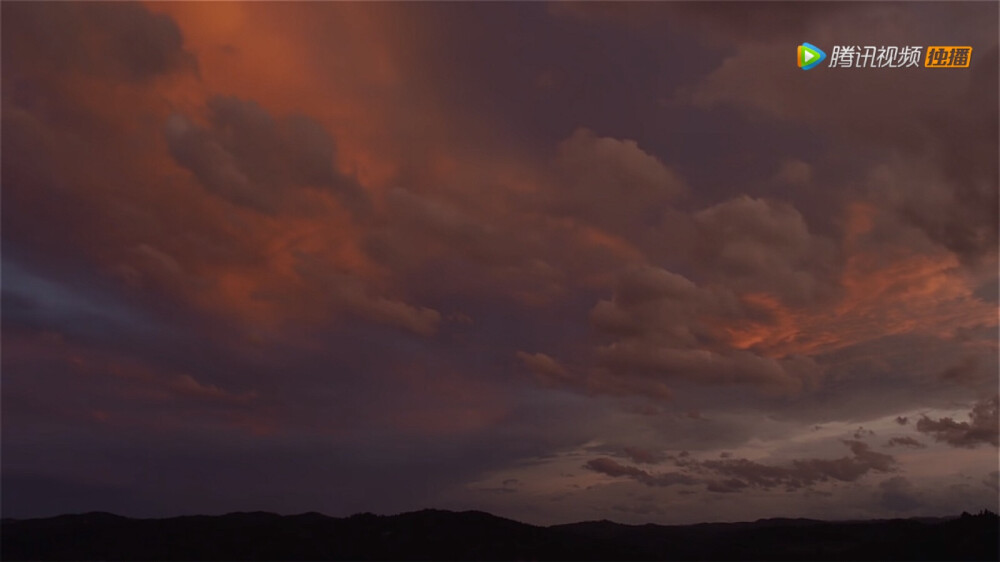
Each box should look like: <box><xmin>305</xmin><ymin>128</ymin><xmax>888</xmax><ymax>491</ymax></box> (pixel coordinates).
<box><xmin>2</xmin><ymin>2</ymin><xmax>998</xmax><ymax>525</ymax></box>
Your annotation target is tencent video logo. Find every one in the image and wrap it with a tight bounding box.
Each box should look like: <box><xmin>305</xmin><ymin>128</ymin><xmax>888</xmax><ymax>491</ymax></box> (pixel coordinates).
<box><xmin>795</xmin><ymin>43</ymin><xmax>973</xmax><ymax>69</ymax></box>
<box><xmin>797</xmin><ymin>42</ymin><xmax>827</xmax><ymax>70</ymax></box>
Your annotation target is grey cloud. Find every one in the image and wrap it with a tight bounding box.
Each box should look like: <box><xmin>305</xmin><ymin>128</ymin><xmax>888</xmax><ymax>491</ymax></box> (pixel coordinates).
<box><xmin>940</xmin><ymin>356</ymin><xmax>987</xmax><ymax>385</ymax></box>
<box><xmin>870</xmin><ymin>151</ymin><xmax>998</xmax><ymax>266</ymax></box>
<box><xmin>622</xmin><ymin>446</ymin><xmax>663</xmax><ymax>465</ymax></box>
<box><xmin>291</xmin><ymin>255</ymin><xmax>442</xmax><ymax>337</ymax></box>
<box><xmin>549</xmin><ymin>128</ymin><xmax>686</xmax><ymax>236</ymax></box>
<box><xmin>915</xmin><ymin>396</ymin><xmax>999</xmax><ymax>448</ymax></box>
<box><xmin>693</xmin><ymin>196</ymin><xmax>837</xmax><ymax>305</ymax></box>
<box><xmin>586</xmin><ymin>440</ymin><xmax>896</xmax><ymax>494</ymax></box>
<box><xmin>588</xmin><ymin>265</ymin><xmax>822</xmax><ymax>394</ymax></box>
<box><xmin>516</xmin><ymin>351</ymin><xmax>569</xmax><ymax>381</ymax></box>
<box><xmin>852</xmin><ymin>426</ymin><xmax>875</xmax><ymax>439</ymax></box>
<box><xmin>595</xmin><ymin>343</ymin><xmax>820</xmax><ymax>392</ymax></box>
<box><xmin>381</xmin><ymin>188</ymin><xmax>524</xmax><ymax>267</ymax></box>
<box><xmin>584</xmin><ymin>444</ymin><xmax>667</xmax><ymax>465</ymax></box>
<box><xmin>699</xmin><ymin>441</ymin><xmax>896</xmax><ymax>491</ymax></box>
<box><xmin>705</xmin><ymin>478</ymin><xmax>749</xmax><ymax>494</ymax></box>
<box><xmin>682</xmin><ymin>3</ymin><xmax>998</xmax><ymax>263</ymax></box>
<box><xmin>584</xmin><ymin>457</ymin><xmax>698</xmax><ymax>487</ymax></box>
<box><xmin>585</xmin><ymin>457</ymin><xmax>651</xmax><ymax>479</ymax></box>
<box><xmin>885</xmin><ymin>437</ymin><xmax>926</xmax><ymax>449</ymax></box>
<box><xmin>895</xmin><ymin>45</ymin><xmax>999</xmax><ymax>264</ymax></box>
<box><xmin>166</xmin><ymin>97</ymin><xmax>368</xmax><ymax>215</ymax></box>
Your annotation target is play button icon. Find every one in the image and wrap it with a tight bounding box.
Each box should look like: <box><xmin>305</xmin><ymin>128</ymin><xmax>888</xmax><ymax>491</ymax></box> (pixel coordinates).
<box><xmin>797</xmin><ymin>43</ymin><xmax>826</xmax><ymax>70</ymax></box>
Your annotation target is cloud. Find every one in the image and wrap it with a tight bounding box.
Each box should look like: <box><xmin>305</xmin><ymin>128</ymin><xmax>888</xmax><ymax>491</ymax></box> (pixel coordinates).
<box><xmin>885</xmin><ymin>437</ymin><xmax>926</xmax><ymax>449</ymax></box>
<box><xmin>679</xmin><ymin>3</ymin><xmax>999</xmax><ymax>263</ymax></box>
<box><xmin>853</xmin><ymin>426</ymin><xmax>875</xmax><ymax>439</ymax></box>
<box><xmin>588</xmin><ymin>264</ymin><xmax>823</xmax><ymax>394</ymax></box>
<box><xmin>586</xmin><ymin>440</ymin><xmax>897</xmax><ymax>494</ymax></box>
<box><xmin>916</xmin><ymin>396</ymin><xmax>999</xmax><ymax>448</ymax></box>
<box><xmin>3</xmin><ymin>3</ymin><xmax>196</xmax><ymax>83</ymax></box>
<box><xmin>167</xmin><ymin>373</ymin><xmax>257</xmax><ymax>405</ymax></box>
<box><xmin>584</xmin><ymin>444</ymin><xmax>668</xmax><ymax>465</ymax></box>
<box><xmin>548</xmin><ymin>128</ymin><xmax>686</xmax><ymax>236</ymax></box>
<box><xmin>166</xmin><ymin>96</ymin><xmax>369</xmax><ymax>215</ymax></box>
<box><xmin>516</xmin><ymin>351</ymin><xmax>569</xmax><ymax>382</ymax></box>
<box><xmin>773</xmin><ymin>159</ymin><xmax>812</xmax><ymax>187</ymax></box>
<box><xmin>705</xmin><ymin>478</ymin><xmax>750</xmax><ymax>494</ymax></box>
<box><xmin>5</xmin><ymin>31</ymin><xmax>437</xmax><ymax>338</ymax></box>
<box><xmin>584</xmin><ymin>458</ymin><xmax>698</xmax><ymax>487</ymax></box>
<box><xmin>867</xmin><ymin>150</ymin><xmax>998</xmax><ymax>265</ymax></box>
<box><xmin>331</xmin><ymin>278</ymin><xmax>442</xmax><ymax>337</ymax></box>
<box><xmin>698</xmin><ymin>441</ymin><xmax>897</xmax><ymax>491</ymax></box>
<box><xmin>940</xmin><ymin>356</ymin><xmax>988</xmax><ymax>385</ymax></box>
<box><xmin>693</xmin><ymin>196</ymin><xmax>836</xmax><ymax>305</ymax></box>
<box><xmin>623</xmin><ymin>446</ymin><xmax>663</xmax><ymax>465</ymax></box>
<box><xmin>3</xmin><ymin>2</ymin><xmax>997</xmax><ymax>526</ymax></box>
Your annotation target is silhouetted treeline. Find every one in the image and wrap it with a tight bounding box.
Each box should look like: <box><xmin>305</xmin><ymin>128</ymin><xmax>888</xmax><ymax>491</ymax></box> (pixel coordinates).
<box><xmin>2</xmin><ymin>508</ymin><xmax>997</xmax><ymax>561</ymax></box>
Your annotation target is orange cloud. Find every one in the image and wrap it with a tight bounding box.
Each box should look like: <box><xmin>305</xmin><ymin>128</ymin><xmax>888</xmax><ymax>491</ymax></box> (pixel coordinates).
<box><xmin>722</xmin><ymin>204</ymin><xmax>997</xmax><ymax>359</ymax></box>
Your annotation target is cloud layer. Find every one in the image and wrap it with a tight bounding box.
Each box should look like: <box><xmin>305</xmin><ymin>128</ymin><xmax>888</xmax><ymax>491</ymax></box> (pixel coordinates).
<box><xmin>2</xmin><ymin>2</ymin><xmax>996</xmax><ymax>525</ymax></box>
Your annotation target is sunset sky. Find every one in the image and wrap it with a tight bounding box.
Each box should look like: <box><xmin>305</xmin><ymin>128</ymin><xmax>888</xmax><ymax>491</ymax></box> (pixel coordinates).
<box><xmin>2</xmin><ymin>2</ymin><xmax>998</xmax><ymax>525</ymax></box>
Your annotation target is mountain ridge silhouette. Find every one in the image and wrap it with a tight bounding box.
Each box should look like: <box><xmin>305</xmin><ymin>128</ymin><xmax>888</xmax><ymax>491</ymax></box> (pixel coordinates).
<box><xmin>3</xmin><ymin>508</ymin><xmax>997</xmax><ymax>560</ymax></box>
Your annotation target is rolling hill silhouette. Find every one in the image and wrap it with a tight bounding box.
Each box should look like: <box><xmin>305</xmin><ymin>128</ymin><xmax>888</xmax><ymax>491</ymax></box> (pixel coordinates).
<box><xmin>2</xmin><ymin>508</ymin><xmax>997</xmax><ymax>560</ymax></box>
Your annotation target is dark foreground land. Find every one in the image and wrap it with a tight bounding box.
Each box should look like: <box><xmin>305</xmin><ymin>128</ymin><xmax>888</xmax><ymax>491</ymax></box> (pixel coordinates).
<box><xmin>2</xmin><ymin>508</ymin><xmax>997</xmax><ymax>561</ymax></box>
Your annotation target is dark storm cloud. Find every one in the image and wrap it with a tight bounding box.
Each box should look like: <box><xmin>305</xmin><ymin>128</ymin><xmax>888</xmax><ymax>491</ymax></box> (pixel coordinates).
<box><xmin>2</xmin><ymin>1</ymin><xmax>997</xmax><ymax>526</ymax></box>
<box><xmin>2</xmin><ymin>2</ymin><xmax>196</xmax><ymax>83</ymax></box>
<box><xmin>915</xmin><ymin>396</ymin><xmax>999</xmax><ymax>448</ymax></box>
<box><xmin>166</xmin><ymin>96</ymin><xmax>369</xmax><ymax>215</ymax></box>
<box><xmin>6</xmin><ymin>7</ymin><xmax>438</xmax><ymax>338</ymax></box>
